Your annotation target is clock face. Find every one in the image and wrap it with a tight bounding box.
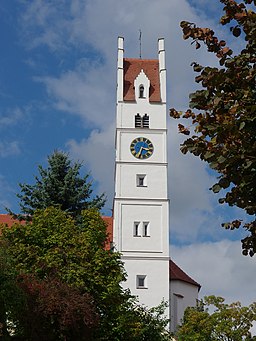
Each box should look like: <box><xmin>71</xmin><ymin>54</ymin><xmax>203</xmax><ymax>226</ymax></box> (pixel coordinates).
<box><xmin>130</xmin><ymin>137</ymin><xmax>154</xmax><ymax>159</ymax></box>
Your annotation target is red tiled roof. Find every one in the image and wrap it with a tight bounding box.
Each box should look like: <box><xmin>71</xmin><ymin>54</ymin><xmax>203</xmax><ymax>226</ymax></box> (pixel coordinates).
<box><xmin>102</xmin><ymin>216</ymin><xmax>113</xmax><ymax>249</ymax></box>
<box><xmin>0</xmin><ymin>213</ymin><xmax>113</xmax><ymax>232</ymax></box>
<box><xmin>0</xmin><ymin>213</ymin><xmax>114</xmax><ymax>249</ymax></box>
<box><xmin>170</xmin><ymin>260</ymin><xmax>201</xmax><ymax>290</ymax></box>
<box><xmin>123</xmin><ymin>58</ymin><xmax>161</xmax><ymax>102</ymax></box>
<box><xmin>0</xmin><ymin>214</ymin><xmax>25</xmax><ymax>226</ymax></box>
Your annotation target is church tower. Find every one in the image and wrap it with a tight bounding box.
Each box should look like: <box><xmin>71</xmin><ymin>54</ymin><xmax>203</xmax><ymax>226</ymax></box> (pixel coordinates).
<box><xmin>113</xmin><ymin>37</ymin><xmax>169</xmax><ymax>311</ymax></box>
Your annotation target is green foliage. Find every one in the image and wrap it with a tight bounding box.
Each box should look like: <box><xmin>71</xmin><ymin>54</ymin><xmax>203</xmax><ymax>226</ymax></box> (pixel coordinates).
<box><xmin>0</xmin><ymin>207</ymin><xmax>124</xmax><ymax>340</ymax></box>
<box><xmin>10</xmin><ymin>150</ymin><xmax>105</xmax><ymax>219</ymax></box>
<box><xmin>177</xmin><ymin>295</ymin><xmax>256</xmax><ymax>340</ymax></box>
<box><xmin>0</xmin><ymin>243</ymin><xmax>26</xmax><ymax>339</ymax></box>
<box><xmin>170</xmin><ymin>0</ymin><xmax>256</xmax><ymax>255</ymax></box>
<box><xmin>1</xmin><ymin>151</ymin><xmax>170</xmax><ymax>339</ymax></box>
<box><xmin>98</xmin><ymin>299</ymin><xmax>170</xmax><ymax>341</ymax></box>
<box><xmin>0</xmin><ymin>207</ymin><xmax>170</xmax><ymax>340</ymax></box>
<box><xmin>2</xmin><ymin>207</ymin><xmax>124</xmax><ymax>300</ymax></box>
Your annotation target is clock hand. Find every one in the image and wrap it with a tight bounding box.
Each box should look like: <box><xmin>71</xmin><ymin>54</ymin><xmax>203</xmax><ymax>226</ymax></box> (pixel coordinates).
<box><xmin>135</xmin><ymin>147</ymin><xmax>143</xmax><ymax>158</ymax></box>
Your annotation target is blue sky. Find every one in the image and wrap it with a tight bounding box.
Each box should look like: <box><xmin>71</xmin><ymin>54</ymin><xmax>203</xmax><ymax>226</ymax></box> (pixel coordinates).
<box><xmin>0</xmin><ymin>0</ymin><xmax>255</xmax><ymax>308</ymax></box>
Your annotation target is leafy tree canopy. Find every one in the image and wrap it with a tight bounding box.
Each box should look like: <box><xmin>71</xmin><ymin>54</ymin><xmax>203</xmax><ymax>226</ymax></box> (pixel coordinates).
<box><xmin>10</xmin><ymin>150</ymin><xmax>105</xmax><ymax>219</ymax></box>
<box><xmin>170</xmin><ymin>0</ymin><xmax>256</xmax><ymax>255</ymax></box>
<box><xmin>1</xmin><ymin>207</ymin><xmax>123</xmax><ymax>340</ymax></box>
<box><xmin>176</xmin><ymin>295</ymin><xmax>256</xmax><ymax>341</ymax></box>
<box><xmin>0</xmin><ymin>207</ymin><xmax>170</xmax><ymax>340</ymax></box>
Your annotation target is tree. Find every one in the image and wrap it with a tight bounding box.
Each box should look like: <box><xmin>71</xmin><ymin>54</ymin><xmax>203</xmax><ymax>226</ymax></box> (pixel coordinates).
<box><xmin>0</xmin><ymin>243</ymin><xmax>26</xmax><ymax>340</ymax></box>
<box><xmin>170</xmin><ymin>0</ymin><xmax>256</xmax><ymax>255</ymax></box>
<box><xmin>0</xmin><ymin>207</ymin><xmax>170</xmax><ymax>340</ymax></box>
<box><xmin>0</xmin><ymin>207</ymin><xmax>125</xmax><ymax>340</ymax></box>
<box><xmin>10</xmin><ymin>150</ymin><xmax>105</xmax><ymax>219</ymax></box>
<box><xmin>176</xmin><ymin>295</ymin><xmax>256</xmax><ymax>340</ymax></box>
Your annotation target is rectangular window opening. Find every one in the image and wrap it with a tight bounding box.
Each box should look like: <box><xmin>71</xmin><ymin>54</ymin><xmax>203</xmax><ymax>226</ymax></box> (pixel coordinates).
<box><xmin>134</xmin><ymin>222</ymin><xmax>140</xmax><ymax>237</ymax></box>
<box><xmin>137</xmin><ymin>275</ymin><xmax>147</xmax><ymax>289</ymax></box>
<box><xmin>135</xmin><ymin>114</ymin><xmax>142</xmax><ymax>128</ymax></box>
<box><xmin>143</xmin><ymin>222</ymin><xmax>150</xmax><ymax>237</ymax></box>
<box><xmin>143</xmin><ymin>114</ymin><xmax>149</xmax><ymax>128</ymax></box>
<box><xmin>136</xmin><ymin>174</ymin><xmax>147</xmax><ymax>187</ymax></box>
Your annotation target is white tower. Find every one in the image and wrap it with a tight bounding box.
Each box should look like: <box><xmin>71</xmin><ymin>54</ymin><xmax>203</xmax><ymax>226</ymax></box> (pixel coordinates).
<box><xmin>113</xmin><ymin>37</ymin><xmax>169</xmax><ymax>312</ymax></box>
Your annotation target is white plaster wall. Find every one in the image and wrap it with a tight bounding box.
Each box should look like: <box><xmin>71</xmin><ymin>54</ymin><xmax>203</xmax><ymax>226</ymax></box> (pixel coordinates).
<box><xmin>114</xmin><ymin>38</ymin><xmax>169</xmax><ymax>322</ymax></box>
<box><xmin>115</xmin><ymin>163</ymin><xmax>168</xmax><ymax>199</ymax></box>
<box><xmin>122</xmin><ymin>258</ymin><xmax>170</xmax><ymax>315</ymax></box>
<box><xmin>116</xmin><ymin>101</ymin><xmax>166</xmax><ymax>130</ymax></box>
<box><xmin>121</xmin><ymin>203</ymin><xmax>162</xmax><ymax>252</ymax></box>
<box><xmin>170</xmin><ymin>280</ymin><xmax>199</xmax><ymax>332</ymax></box>
<box><xmin>113</xmin><ymin>200</ymin><xmax>169</xmax><ymax>257</ymax></box>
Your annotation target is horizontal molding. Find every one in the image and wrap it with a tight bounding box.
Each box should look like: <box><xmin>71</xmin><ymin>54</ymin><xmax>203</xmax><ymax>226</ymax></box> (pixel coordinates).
<box><xmin>121</xmin><ymin>255</ymin><xmax>170</xmax><ymax>261</ymax></box>
<box><xmin>115</xmin><ymin>161</ymin><xmax>168</xmax><ymax>166</ymax></box>
<box><xmin>114</xmin><ymin>197</ymin><xmax>169</xmax><ymax>202</ymax></box>
<box><xmin>116</xmin><ymin>128</ymin><xmax>167</xmax><ymax>133</ymax></box>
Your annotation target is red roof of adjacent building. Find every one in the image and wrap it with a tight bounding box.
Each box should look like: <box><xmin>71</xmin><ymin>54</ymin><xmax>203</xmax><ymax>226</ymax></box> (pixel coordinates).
<box><xmin>0</xmin><ymin>214</ymin><xmax>26</xmax><ymax>227</ymax></box>
<box><xmin>102</xmin><ymin>216</ymin><xmax>113</xmax><ymax>249</ymax></box>
<box><xmin>123</xmin><ymin>58</ymin><xmax>161</xmax><ymax>102</ymax></box>
<box><xmin>0</xmin><ymin>213</ymin><xmax>113</xmax><ymax>247</ymax></box>
<box><xmin>170</xmin><ymin>259</ymin><xmax>201</xmax><ymax>290</ymax></box>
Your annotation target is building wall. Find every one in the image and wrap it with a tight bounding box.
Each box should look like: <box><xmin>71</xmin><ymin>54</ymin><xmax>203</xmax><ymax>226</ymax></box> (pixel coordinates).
<box><xmin>170</xmin><ymin>280</ymin><xmax>199</xmax><ymax>332</ymax></box>
<box><xmin>113</xmin><ymin>37</ymin><xmax>169</xmax><ymax>316</ymax></box>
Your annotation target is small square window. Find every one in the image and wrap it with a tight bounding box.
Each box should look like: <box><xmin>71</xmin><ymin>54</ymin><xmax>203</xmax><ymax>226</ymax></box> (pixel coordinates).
<box><xmin>137</xmin><ymin>275</ymin><xmax>147</xmax><ymax>289</ymax></box>
<box><xmin>137</xmin><ymin>174</ymin><xmax>147</xmax><ymax>187</ymax></box>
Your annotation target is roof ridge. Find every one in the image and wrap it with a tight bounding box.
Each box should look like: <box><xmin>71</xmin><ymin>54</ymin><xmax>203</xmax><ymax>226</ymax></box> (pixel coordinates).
<box><xmin>170</xmin><ymin>260</ymin><xmax>201</xmax><ymax>289</ymax></box>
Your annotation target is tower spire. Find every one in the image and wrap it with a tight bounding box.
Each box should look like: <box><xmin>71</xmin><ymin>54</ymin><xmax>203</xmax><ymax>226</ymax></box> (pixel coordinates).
<box><xmin>139</xmin><ymin>29</ymin><xmax>142</xmax><ymax>59</ymax></box>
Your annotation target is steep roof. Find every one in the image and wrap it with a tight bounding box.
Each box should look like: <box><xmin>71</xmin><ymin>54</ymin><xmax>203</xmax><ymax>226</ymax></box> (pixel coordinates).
<box><xmin>170</xmin><ymin>259</ymin><xmax>201</xmax><ymax>290</ymax></box>
<box><xmin>123</xmin><ymin>58</ymin><xmax>161</xmax><ymax>102</ymax></box>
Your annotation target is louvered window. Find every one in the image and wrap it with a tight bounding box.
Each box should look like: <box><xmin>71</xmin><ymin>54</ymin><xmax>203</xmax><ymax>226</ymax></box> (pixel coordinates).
<box><xmin>143</xmin><ymin>114</ymin><xmax>149</xmax><ymax>128</ymax></box>
<box><xmin>135</xmin><ymin>113</ymin><xmax>142</xmax><ymax>128</ymax></box>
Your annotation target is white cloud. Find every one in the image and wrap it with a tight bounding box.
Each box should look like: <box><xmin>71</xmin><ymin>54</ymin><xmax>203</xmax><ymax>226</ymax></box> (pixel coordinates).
<box><xmin>0</xmin><ymin>141</ymin><xmax>20</xmax><ymax>158</ymax></box>
<box><xmin>172</xmin><ymin>240</ymin><xmax>256</xmax><ymax>306</ymax></box>
<box><xmin>0</xmin><ymin>107</ymin><xmax>24</xmax><ymax>128</ymax></box>
<box><xmin>37</xmin><ymin>59</ymin><xmax>115</xmax><ymax>129</ymax></box>
<box><xmin>67</xmin><ymin>122</ymin><xmax>115</xmax><ymax>214</ymax></box>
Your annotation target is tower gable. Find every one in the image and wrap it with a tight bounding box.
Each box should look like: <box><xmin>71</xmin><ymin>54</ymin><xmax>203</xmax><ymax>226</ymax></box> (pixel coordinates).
<box><xmin>134</xmin><ymin>69</ymin><xmax>150</xmax><ymax>101</ymax></box>
<box><xmin>123</xmin><ymin>58</ymin><xmax>161</xmax><ymax>102</ymax></box>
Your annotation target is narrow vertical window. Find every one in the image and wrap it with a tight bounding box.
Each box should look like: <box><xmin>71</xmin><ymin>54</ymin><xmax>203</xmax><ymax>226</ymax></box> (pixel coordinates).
<box><xmin>137</xmin><ymin>275</ymin><xmax>147</xmax><ymax>288</ymax></box>
<box><xmin>139</xmin><ymin>85</ymin><xmax>144</xmax><ymax>98</ymax></box>
<box><xmin>134</xmin><ymin>222</ymin><xmax>140</xmax><ymax>237</ymax></box>
<box><xmin>135</xmin><ymin>113</ymin><xmax>142</xmax><ymax>127</ymax></box>
<box><xmin>143</xmin><ymin>114</ymin><xmax>149</xmax><ymax>128</ymax></box>
<box><xmin>143</xmin><ymin>222</ymin><xmax>149</xmax><ymax>237</ymax></box>
<box><xmin>136</xmin><ymin>174</ymin><xmax>146</xmax><ymax>187</ymax></box>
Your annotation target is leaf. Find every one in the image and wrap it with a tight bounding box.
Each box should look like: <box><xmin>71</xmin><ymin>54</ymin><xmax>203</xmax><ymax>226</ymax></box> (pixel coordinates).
<box><xmin>211</xmin><ymin>184</ymin><xmax>222</xmax><ymax>193</ymax></box>
<box><xmin>239</xmin><ymin>121</ymin><xmax>245</xmax><ymax>130</ymax></box>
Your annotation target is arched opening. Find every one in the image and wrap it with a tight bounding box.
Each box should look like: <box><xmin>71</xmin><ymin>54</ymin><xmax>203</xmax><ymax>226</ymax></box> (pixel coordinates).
<box><xmin>139</xmin><ymin>85</ymin><xmax>144</xmax><ymax>98</ymax></box>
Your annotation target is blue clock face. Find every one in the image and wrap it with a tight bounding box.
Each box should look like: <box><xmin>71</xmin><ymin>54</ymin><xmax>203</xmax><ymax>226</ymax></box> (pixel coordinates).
<box><xmin>130</xmin><ymin>137</ymin><xmax>154</xmax><ymax>159</ymax></box>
